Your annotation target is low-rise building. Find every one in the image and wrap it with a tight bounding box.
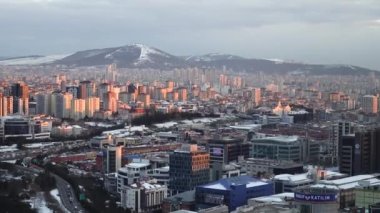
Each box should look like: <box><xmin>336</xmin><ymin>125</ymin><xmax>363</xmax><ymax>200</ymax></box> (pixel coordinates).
<box><xmin>123</xmin><ymin>180</ymin><xmax>167</xmax><ymax>212</ymax></box>
<box><xmin>195</xmin><ymin>175</ymin><xmax>273</xmax><ymax>212</ymax></box>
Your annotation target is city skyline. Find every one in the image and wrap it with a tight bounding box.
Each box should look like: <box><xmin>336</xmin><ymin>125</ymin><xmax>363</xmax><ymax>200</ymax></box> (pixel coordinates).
<box><xmin>1</xmin><ymin>0</ymin><xmax>380</xmax><ymax>70</ymax></box>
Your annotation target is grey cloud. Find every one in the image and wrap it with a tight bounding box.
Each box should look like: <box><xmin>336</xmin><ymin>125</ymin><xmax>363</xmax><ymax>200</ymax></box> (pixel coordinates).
<box><xmin>0</xmin><ymin>0</ymin><xmax>379</xmax><ymax>69</ymax></box>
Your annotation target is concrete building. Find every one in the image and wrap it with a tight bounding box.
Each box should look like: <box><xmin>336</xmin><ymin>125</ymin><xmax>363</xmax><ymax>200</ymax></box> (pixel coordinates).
<box><xmin>361</xmin><ymin>95</ymin><xmax>378</xmax><ymax>114</ymax></box>
<box><xmin>242</xmin><ymin>158</ymin><xmax>303</xmax><ymax>177</ymax></box>
<box><xmin>123</xmin><ymin>180</ymin><xmax>167</xmax><ymax>212</ymax></box>
<box><xmin>71</xmin><ymin>98</ymin><xmax>85</xmax><ymax>120</ymax></box>
<box><xmin>85</xmin><ymin>97</ymin><xmax>100</xmax><ymax>117</ymax></box>
<box><xmin>273</xmin><ymin>169</ymin><xmax>346</xmax><ymax>194</ymax></box>
<box><xmin>0</xmin><ymin>115</ymin><xmax>51</xmax><ymax>140</ymax></box>
<box><xmin>103</xmin><ymin>91</ymin><xmax>117</xmax><ymax>113</ymax></box>
<box><xmin>79</xmin><ymin>80</ymin><xmax>96</xmax><ymax>99</ymax></box>
<box><xmin>147</xmin><ymin>166</ymin><xmax>169</xmax><ymax>186</ymax></box>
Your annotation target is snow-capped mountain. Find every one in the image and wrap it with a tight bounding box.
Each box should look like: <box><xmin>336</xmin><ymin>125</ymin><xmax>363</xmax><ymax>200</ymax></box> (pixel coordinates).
<box><xmin>55</xmin><ymin>44</ymin><xmax>183</xmax><ymax>68</ymax></box>
<box><xmin>185</xmin><ymin>53</ymin><xmax>245</xmax><ymax>62</ymax></box>
<box><xmin>0</xmin><ymin>54</ymin><xmax>69</xmax><ymax>66</ymax></box>
<box><xmin>0</xmin><ymin>44</ymin><xmax>376</xmax><ymax>75</ymax></box>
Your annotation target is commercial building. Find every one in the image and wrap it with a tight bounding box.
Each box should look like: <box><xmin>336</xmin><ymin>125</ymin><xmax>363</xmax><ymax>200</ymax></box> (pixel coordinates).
<box><xmin>208</xmin><ymin>138</ymin><xmax>250</xmax><ymax>165</ymax></box>
<box><xmin>195</xmin><ymin>175</ymin><xmax>273</xmax><ymax>211</ymax></box>
<box><xmin>251</xmin><ymin>136</ymin><xmax>301</xmax><ymax>162</ymax></box>
<box><xmin>242</xmin><ymin>158</ymin><xmax>303</xmax><ymax>177</ymax></box>
<box><xmin>162</xmin><ymin>190</ymin><xmax>196</xmax><ymax>213</ymax></box>
<box><xmin>339</xmin><ymin>127</ymin><xmax>380</xmax><ymax>176</ymax></box>
<box><xmin>103</xmin><ymin>145</ymin><xmax>122</xmax><ymax>174</ymax></box>
<box><xmin>0</xmin><ymin>116</ymin><xmax>51</xmax><ymax>140</ymax></box>
<box><xmin>147</xmin><ymin>166</ymin><xmax>169</xmax><ymax>186</ymax></box>
<box><xmin>117</xmin><ymin>159</ymin><xmax>151</xmax><ymax>189</ymax></box>
<box><xmin>330</xmin><ymin>121</ymin><xmax>354</xmax><ymax>165</ymax></box>
<box><xmin>169</xmin><ymin>144</ymin><xmax>210</xmax><ymax>195</ymax></box>
<box><xmin>294</xmin><ymin>186</ymin><xmax>339</xmax><ymax>212</ymax></box>
<box><xmin>295</xmin><ymin>174</ymin><xmax>380</xmax><ymax>211</ymax></box>
<box><xmin>273</xmin><ymin>169</ymin><xmax>346</xmax><ymax>194</ymax></box>
<box><xmin>355</xmin><ymin>184</ymin><xmax>380</xmax><ymax>210</ymax></box>
<box><xmin>208</xmin><ymin>137</ymin><xmax>250</xmax><ymax>181</ymax></box>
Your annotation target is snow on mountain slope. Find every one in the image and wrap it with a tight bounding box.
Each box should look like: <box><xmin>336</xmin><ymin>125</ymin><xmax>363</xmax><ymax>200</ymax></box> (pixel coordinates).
<box><xmin>186</xmin><ymin>53</ymin><xmax>244</xmax><ymax>62</ymax></box>
<box><xmin>0</xmin><ymin>54</ymin><xmax>69</xmax><ymax>65</ymax></box>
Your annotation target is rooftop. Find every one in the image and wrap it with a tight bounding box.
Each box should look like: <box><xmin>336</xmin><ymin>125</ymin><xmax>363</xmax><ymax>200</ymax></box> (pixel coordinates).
<box><xmin>252</xmin><ymin>135</ymin><xmax>299</xmax><ymax>143</ymax></box>
<box><xmin>251</xmin><ymin>192</ymin><xmax>294</xmax><ymax>204</ymax></box>
<box><xmin>198</xmin><ymin>175</ymin><xmax>270</xmax><ymax>191</ymax></box>
<box><xmin>165</xmin><ymin>190</ymin><xmax>195</xmax><ymax>203</ymax></box>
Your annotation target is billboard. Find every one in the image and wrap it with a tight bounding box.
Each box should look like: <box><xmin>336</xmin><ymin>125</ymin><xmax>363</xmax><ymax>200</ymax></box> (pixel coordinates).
<box><xmin>211</xmin><ymin>147</ymin><xmax>223</xmax><ymax>156</ymax></box>
<box><xmin>295</xmin><ymin>192</ymin><xmax>337</xmax><ymax>202</ymax></box>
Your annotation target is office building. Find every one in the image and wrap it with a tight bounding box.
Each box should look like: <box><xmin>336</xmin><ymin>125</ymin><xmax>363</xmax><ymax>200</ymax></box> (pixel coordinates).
<box><xmin>330</xmin><ymin>121</ymin><xmax>354</xmax><ymax>165</ymax></box>
<box><xmin>11</xmin><ymin>82</ymin><xmax>29</xmax><ymax>115</ymax></box>
<box><xmin>251</xmin><ymin>136</ymin><xmax>301</xmax><ymax>162</ymax></box>
<box><xmin>169</xmin><ymin>144</ymin><xmax>210</xmax><ymax>195</ymax></box>
<box><xmin>208</xmin><ymin>137</ymin><xmax>250</xmax><ymax>181</ymax></box>
<box><xmin>339</xmin><ymin>128</ymin><xmax>380</xmax><ymax>175</ymax></box>
<box><xmin>104</xmin><ymin>145</ymin><xmax>122</xmax><ymax>174</ymax></box>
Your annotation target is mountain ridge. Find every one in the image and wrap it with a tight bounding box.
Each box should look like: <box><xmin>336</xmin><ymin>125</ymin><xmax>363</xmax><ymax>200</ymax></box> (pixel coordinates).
<box><xmin>0</xmin><ymin>44</ymin><xmax>377</xmax><ymax>75</ymax></box>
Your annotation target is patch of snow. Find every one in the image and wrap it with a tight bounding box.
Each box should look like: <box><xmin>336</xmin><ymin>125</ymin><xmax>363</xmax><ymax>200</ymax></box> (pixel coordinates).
<box><xmin>1</xmin><ymin>159</ymin><xmax>17</xmax><ymax>164</ymax></box>
<box><xmin>265</xmin><ymin>58</ymin><xmax>285</xmax><ymax>64</ymax></box>
<box><xmin>0</xmin><ymin>54</ymin><xmax>70</xmax><ymax>65</ymax></box>
<box><xmin>104</xmin><ymin>47</ymin><xmax>126</xmax><ymax>59</ymax></box>
<box><xmin>133</xmin><ymin>44</ymin><xmax>169</xmax><ymax>65</ymax></box>
<box><xmin>82</xmin><ymin>49</ymin><xmax>109</xmax><ymax>58</ymax></box>
<box><xmin>0</xmin><ymin>144</ymin><xmax>18</xmax><ymax>152</ymax></box>
<box><xmin>26</xmin><ymin>192</ymin><xmax>53</xmax><ymax>213</ymax></box>
<box><xmin>50</xmin><ymin>189</ymin><xmax>70</xmax><ymax>213</ymax></box>
<box><xmin>154</xmin><ymin>121</ymin><xmax>178</xmax><ymax>129</ymax></box>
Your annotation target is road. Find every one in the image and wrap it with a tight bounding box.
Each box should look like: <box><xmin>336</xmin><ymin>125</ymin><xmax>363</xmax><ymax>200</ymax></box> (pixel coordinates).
<box><xmin>54</xmin><ymin>174</ymin><xmax>86</xmax><ymax>213</ymax></box>
<box><xmin>0</xmin><ymin>140</ymin><xmax>88</xmax><ymax>161</ymax></box>
<box><xmin>14</xmin><ymin>164</ymin><xmax>86</xmax><ymax>213</ymax></box>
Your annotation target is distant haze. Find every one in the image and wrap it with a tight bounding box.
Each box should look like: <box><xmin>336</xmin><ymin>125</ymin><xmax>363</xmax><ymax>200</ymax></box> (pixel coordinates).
<box><xmin>1</xmin><ymin>0</ymin><xmax>380</xmax><ymax>70</ymax></box>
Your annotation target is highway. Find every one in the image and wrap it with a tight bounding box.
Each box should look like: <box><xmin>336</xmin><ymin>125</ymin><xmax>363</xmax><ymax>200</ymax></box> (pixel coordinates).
<box><xmin>0</xmin><ymin>140</ymin><xmax>88</xmax><ymax>161</ymax></box>
<box><xmin>54</xmin><ymin>173</ymin><xmax>86</xmax><ymax>213</ymax></box>
<box><xmin>13</xmin><ymin>164</ymin><xmax>86</xmax><ymax>213</ymax></box>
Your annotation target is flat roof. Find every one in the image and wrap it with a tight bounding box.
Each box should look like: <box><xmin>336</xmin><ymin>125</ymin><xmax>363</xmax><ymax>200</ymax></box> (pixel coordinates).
<box><xmin>311</xmin><ymin>178</ymin><xmax>380</xmax><ymax>190</ymax></box>
<box><xmin>318</xmin><ymin>174</ymin><xmax>376</xmax><ymax>186</ymax></box>
<box><xmin>252</xmin><ymin>135</ymin><xmax>299</xmax><ymax>143</ymax></box>
<box><xmin>126</xmin><ymin>162</ymin><xmax>150</xmax><ymax>168</ymax></box>
<box><xmin>251</xmin><ymin>192</ymin><xmax>294</xmax><ymax>204</ymax></box>
<box><xmin>199</xmin><ymin>175</ymin><xmax>270</xmax><ymax>191</ymax></box>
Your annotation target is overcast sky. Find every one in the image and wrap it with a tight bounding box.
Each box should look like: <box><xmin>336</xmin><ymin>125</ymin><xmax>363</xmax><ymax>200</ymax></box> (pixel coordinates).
<box><xmin>1</xmin><ymin>0</ymin><xmax>380</xmax><ymax>70</ymax></box>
